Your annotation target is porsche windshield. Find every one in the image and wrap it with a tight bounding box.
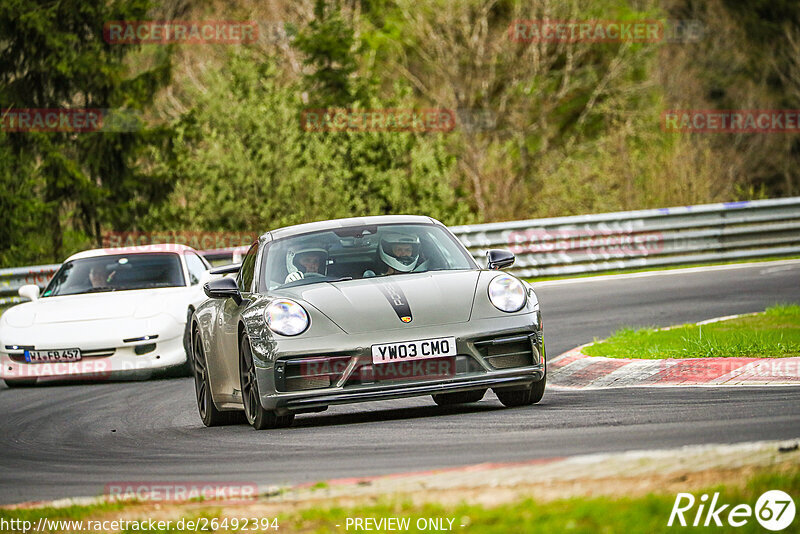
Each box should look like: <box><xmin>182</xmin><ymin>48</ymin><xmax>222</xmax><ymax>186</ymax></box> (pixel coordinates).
<box><xmin>261</xmin><ymin>224</ymin><xmax>476</xmax><ymax>290</ymax></box>
<box><xmin>43</xmin><ymin>253</ymin><xmax>185</xmax><ymax>296</ymax></box>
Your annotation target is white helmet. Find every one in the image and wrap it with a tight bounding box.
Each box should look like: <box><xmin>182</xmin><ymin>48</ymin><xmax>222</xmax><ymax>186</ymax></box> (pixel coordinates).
<box><xmin>286</xmin><ymin>247</ymin><xmax>328</xmax><ymax>275</ymax></box>
<box><xmin>379</xmin><ymin>232</ymin><xmax>420</xmax><ymax>273</ymax></box>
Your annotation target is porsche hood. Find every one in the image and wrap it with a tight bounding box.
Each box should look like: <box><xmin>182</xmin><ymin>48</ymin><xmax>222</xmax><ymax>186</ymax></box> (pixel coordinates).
<box><xmin>276</xmin><ymin>271</ymin><xmax>480</xmax><ymax>334</ymax></box>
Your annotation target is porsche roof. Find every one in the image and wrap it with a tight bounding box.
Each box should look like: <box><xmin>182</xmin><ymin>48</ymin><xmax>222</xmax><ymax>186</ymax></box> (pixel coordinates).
<box><xmin>263</xmin><ymin>215</ymin><xmax>442</xmax><ymax>241</ymax></box>
<box><xmin>65</xmin><ymin>243</ymin><xmax>197</xmax><ymax>262</ymax></box>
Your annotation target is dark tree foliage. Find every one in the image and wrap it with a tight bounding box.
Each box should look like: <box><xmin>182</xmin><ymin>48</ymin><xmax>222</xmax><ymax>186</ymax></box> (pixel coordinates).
<box><xmin>0</xmin><ymin>0</ymin><xmax>174</xmax><ymax>262</ymax></box>
<box><xmin>293</xmin><ymin>0</ymin><xmax>369</xmax><ymax>107</ymax></box>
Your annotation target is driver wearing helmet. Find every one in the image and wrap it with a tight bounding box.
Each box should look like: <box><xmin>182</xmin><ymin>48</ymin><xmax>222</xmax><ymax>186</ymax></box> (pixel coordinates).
<box><xmin>364</xmin><ymin>232</ymin><xmax>423</xmax><ymax>277</ymax></box>
<box><xmin>285</xmin><ymin>247</ymin><xmax>328</xmax><ymax>283</ymax></box>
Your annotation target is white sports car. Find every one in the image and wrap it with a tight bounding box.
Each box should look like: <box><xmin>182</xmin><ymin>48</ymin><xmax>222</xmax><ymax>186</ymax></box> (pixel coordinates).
<box><xmin>0</xmin><ymin>244</ymin><xmax>215</xmax><ymax>386</ymax></box>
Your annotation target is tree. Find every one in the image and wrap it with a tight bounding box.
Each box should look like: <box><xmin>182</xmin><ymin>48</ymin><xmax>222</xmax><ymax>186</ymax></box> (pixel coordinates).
<box><xmin>0</xmin><ymin>0</ymin><xmax>175</xmax><ymax>262</ymax></box>
<box><xmin>293</xmin><ymin>0</ymin><xmax>368</xmax><ymax>108</ymax></box>
<box><xmin>0</xmin><ymin>132</ymin><xmax>49</xmax><ymax>267</ymax></box>
<box><xmin>142</xmin><ymin>46</ymin><xmax>473</xmax><ymax>233</ymax></box>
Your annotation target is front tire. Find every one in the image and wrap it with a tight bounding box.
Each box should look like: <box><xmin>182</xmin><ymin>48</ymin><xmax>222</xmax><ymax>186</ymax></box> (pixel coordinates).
<box><xmin>192</xmin><ymin>325</ymin><xmax>243</xmax><ymax>427</ymax></box>
<box><xmin>240</xmin><ymin>336</ymin><xmax>294</xmax><ymax>430</ymax></box>
<box><xmin>432</xmin><ymin>388</ymin><xmax>486</xmax><ymax>406</ymax></box>
<box><xmin>179</xmin><ymin>308</ymin><xmax>195</xmax><ymax>377</ymax></box>
<box><xmin>494</xmin><ymin>374</ymin><xmax>546</xmax><ymax>407</ymax></box>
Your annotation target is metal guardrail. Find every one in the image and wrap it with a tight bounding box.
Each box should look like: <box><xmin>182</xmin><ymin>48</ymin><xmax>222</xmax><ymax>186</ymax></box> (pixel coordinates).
<box><xmin>2</xmin><ymin>197</ymin><xmax>799</xmax><ymax>306</ymax></box>
<box><xmin>0</xmin><ymin>264</ymin><xmax>62</xmax><ymax>307</ymax></box>
<box><xmin>450</xmin><ymin>197</ymin><xmax>800</xmax><ymax>277</ymax></box>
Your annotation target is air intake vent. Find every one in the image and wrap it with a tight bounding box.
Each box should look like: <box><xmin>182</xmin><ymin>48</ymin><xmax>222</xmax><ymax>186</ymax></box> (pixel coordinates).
<box><xmin>134</xmin><ymin>343</ymin><xmax>156</xmax><ymax>355</ymax></box>
<box><xmin>276</xmin><ymin>355</ymin><xmax>352</xmax><ymax>392</ymax></box>
<box><xmin>285</xmin><ymin>376</ymin><xmax>331</xmax><ymax>391</ymax></box>
<box><xmin>474</xmin><ymin>334</ymin><xmax>535</xmax><ymax>369</ymax></box>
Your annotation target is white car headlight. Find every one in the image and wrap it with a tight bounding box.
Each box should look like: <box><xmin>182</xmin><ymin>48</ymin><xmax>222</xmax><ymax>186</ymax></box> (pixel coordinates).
<box><xmin>265</xmin><ymin>299</ymin><xmax>309</xmax><ymax>336</ymax></box>
<box><xmin>488</xmin><ymin>274</ymin><xmax>526</xmax><ymax>313</ymax></box>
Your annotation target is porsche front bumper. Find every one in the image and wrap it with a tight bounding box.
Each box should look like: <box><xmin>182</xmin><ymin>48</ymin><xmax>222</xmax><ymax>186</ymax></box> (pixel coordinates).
<box><xmin>275</xmin><ymin>367</ymin><xmax>543</xmax><ymax>412</ymax></box>
<box><xmin>250</xmin><ymin>313</ymin><xmax>545</xmax><ymax>414</ymax></box>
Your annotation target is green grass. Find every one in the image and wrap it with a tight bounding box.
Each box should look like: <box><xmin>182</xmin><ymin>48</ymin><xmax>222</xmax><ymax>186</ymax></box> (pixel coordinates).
<box><xmin>291</xmin><ymin>468</ymin><xmax>800</xmax><ymax>533</ymax></box>
<box><xmin>584</xmin><ymin>304</ymin><xmax>800</xmax><ymax>359</ymax></box>
<box><xmin>1</xmin><ymin>468</ymin><xmax>797</xmax><ymax>533</ymax></box>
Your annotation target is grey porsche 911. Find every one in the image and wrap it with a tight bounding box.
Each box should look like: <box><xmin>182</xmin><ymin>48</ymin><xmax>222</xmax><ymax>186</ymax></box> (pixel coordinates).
<box><xmin>191</xmin><ymin>215</ymin><xmax>546</xmax><ymax>429</ymax></box>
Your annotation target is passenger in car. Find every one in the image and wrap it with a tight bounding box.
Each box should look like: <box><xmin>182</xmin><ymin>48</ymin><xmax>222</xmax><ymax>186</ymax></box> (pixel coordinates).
<box><xmin>88</xmin><ymin>265</ymin><xmax>116</xmax><ymax>289</ymax></box>
<box><xmin>284</xmin><ymin>247</ymin><xmax>328</xmax><ymax>283</ymax></box>
<box><xmin>364</xmin><ymin>232</ymin><xmax>426</xmax><ymax>277</ymax></box>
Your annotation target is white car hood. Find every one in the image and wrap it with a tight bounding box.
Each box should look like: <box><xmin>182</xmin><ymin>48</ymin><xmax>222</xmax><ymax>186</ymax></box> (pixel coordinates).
<box><xmin>4</xmin><ymin>287</ymin><xmax>191</xmax><ymax>327</ymax></box>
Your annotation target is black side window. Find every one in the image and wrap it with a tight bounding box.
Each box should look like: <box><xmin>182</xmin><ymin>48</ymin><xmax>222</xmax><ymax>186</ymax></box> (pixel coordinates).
<box><xmin>238</xmin><ymin>243</ymin><xmax>258</xmax><ymax>292</ymax></box>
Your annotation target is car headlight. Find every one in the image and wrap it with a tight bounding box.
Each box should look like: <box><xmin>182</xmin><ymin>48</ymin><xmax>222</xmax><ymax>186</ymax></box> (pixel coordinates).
<box><xmin>265</xmin><ymin>299</ymin><xmax>309</xmax><ymax>336</ymax></box>
<box><xmin>488</xmin><ymin>274</ymin><xmax>526</xmax><ymax>313</ymax></box>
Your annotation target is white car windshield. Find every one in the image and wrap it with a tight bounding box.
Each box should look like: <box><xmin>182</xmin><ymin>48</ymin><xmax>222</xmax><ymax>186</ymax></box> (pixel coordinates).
<box><xmin>42</xmin><ymin>253</ymin><xmax>186</xmax><ymax>296</ymax></box>
<box><xmin>260</xmin><ymin>224</ymin><xmax>476</xmax><ymax>291</ymax></box>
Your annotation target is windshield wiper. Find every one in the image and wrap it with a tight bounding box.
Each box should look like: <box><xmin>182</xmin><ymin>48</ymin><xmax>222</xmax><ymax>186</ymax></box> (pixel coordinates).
<box><xmin>327</xmin><ymin>277</ymin><xmax>353</xmax><ymax>283</ymax></box>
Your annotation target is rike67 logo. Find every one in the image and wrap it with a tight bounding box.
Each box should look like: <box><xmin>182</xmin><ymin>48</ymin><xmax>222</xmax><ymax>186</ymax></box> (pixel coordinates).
<box><xmin>668</xmin><ymin>490</ymin><xmax>795</xmax><ymax>530</ymax></box>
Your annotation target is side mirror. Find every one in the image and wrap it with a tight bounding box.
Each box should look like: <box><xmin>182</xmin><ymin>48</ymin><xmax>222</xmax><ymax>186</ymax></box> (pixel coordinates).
<box><xmin>486</xmin><ymin>249</ymin><xmax>515</xmax><ymax>270</ymax></box>
<box><xmin>203</xmin><ymin>276</ymin><xmax>242</xmax><ymax>305</ymax></box>
<box><xmin>18</xmin><ymin>284</ymin><xmax>40</xmax><ymax>301</ymax></box>
<box><xmin>209</xmin><ymin>263</ymin><xmax>241</xmax><ymax>275</ymax></box>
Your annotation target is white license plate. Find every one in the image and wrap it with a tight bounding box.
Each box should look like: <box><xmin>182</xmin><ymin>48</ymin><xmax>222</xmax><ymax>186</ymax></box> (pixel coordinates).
<box><xmin>24</xmin><ymin>349</ymin><xmax>81</xmax><ymax>363</ymax></box>
<box><xmin>371</xmin><ymin>337</ymin><xmax>457</xmax><ymax>365</ymax></box>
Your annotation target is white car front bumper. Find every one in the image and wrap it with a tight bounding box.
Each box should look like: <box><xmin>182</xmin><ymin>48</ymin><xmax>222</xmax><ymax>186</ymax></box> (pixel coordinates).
<box><xmin>1</xmin><ymin>316</ymin><xmax>187</xmax><ymax>382</ymax></box>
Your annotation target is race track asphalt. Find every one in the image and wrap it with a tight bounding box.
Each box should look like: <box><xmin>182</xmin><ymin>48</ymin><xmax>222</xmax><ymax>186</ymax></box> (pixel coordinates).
<box><xmin>1</xmin><ymin>261</ymin><xmax>799</xmax><ymax>505</ymax></box>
